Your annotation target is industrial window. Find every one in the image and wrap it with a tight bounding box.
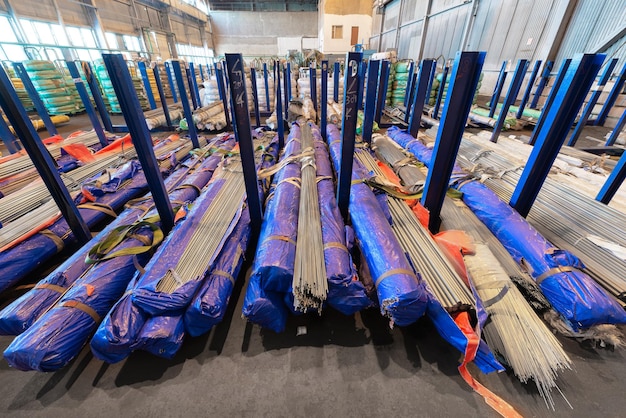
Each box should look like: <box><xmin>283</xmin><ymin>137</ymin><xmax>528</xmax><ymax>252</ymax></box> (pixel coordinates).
<box><xmin>332</xmin><ymin>25</ymin><xmax>343</xmax><ymax>39</ymax></box>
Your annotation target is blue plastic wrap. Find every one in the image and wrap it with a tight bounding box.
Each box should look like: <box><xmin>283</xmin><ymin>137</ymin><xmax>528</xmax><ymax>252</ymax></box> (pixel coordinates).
<box><xmin>326</xmin><ymin>124</ymin><xmax>428</xmax><ymax>326</ymax></box>
<box><xmin>135</xmin><ymin>313</ymin><xmax>185</xmax><ymax>359</ymax></box>
<box><xmin>387</xmin><ymin>126</ymin><xmax>626</xmax><ymax>330</ymax></box>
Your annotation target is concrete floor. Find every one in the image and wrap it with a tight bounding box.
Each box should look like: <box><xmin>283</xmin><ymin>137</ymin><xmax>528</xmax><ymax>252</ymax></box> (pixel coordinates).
<box><xmin>0</xmin><ymin>112</ymin><xmax>625</xmax><ymax>417</ymax></box>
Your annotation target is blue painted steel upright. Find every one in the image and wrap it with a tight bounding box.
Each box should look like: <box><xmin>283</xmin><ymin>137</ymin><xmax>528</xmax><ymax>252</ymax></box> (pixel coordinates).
<box><xmin>530</xmin><ymin>60</ymin><xmax>553</xmax><ymax>109</ymax></box>
<box><xmin>488</xmin><ymin>61</ymin><xmax>508</xmax><ymax>118</ymax></box>
<box><xmin>605</xmin><ymin>108</ymin><xmax>626</xmax><ymax>146</ymax></box>
<box><xmin>164</xmin><ymin>61</ymin><xmax>178</xmax><ymax>103</ymax></box>
<box><xmin>286</xmin><ymin>63</ymin><xmax>292</xmax><ymax>101</ymax></box>
<box><xmin>362</xmin><ymin>59</ymin><xmax>380</xmax><ymax>144</ymax></box>
<box><xmin>528</xmin><ymin>59</ymin><xmax>571</xmax><ymax>146</ymax></box>
<box><xmin>12</xmin><ymin>63</ymin><xmax>58</xmax><ymax>137</ymax></box>
<box><xmin>336</xmin><ymin>52</ymin><xmax>363</xmax><ymax>221</ymax></box>
<box><xmin>0</xmin><ymin>64</ymin><xmax>91</xmax><ymax>243</ymax></box>
<box><xmin>0</xmin><ymin>115</ymin><xmax>20</xmax><ymax>153</ymax></box>
<box><xmin>597</xmin><ymin>148</ymin><xmax>626</xmax><ymax>204</ymax></box>
<box><xmin>490</xmin><ymin>59</ymin><xmax>528</xmax><ymax>143</ymax></box>
<box><xmin>403</xmin><ymin>61</ymin><xmax>415</xmax><ymax>108</ymax></box>
<box><xmin>421</xmin><ymin>51</ymin><xmax>486</xmax><ymax>233</ymax></box>
<box><xmin>188</xmin><ymin>62</ymin><xmax>201</xmax><ymax>109</ymax></box>
<box><xmin>374</xmin><ymin>60</ymin><xmax>390</xmax><ymax>125</ymax></box>
<box><xmin>404</xmin><ymin>72</ymin><xmax>418</xmax><ymax>123</ymax></box>
<box><xmin>432</xmin><ymin>64</ymin><xmax>449</xmax><ymax>119</ymax></box>
<box><xmin>283</xmin><ymin>66</ymin><xmax>289</xmax><ymax>120</ymax></box>
<box><xmin>185</xmin><ymin>63</ymin><xmax>199</xmax><ymax>110</ymax></box>
<box><xmin>275</xmin><ymin>61</ymin><xmax>285</xmax><ymax>148</ymax></box>
<box><xmin>595</xmin><ymin>62</ymin><xmax>626</xmax><ymax>126</ymax></box>
<box><xmin>198</xmin><ymin>63</ymin><xmax>205</xmax><ymax>81</ymax></box>
<box><xmin>424</xmin><ymin>62</ymin><xmax>437</xmax><ymax>106</ymax></box>
<box><xmin>510</xmin><ymin>54</ymin><xmax>605</xmax><ymax>218</ymax></box>
<box><xmin>83</xmin><ymin>62</ymin><xmax>114</xmax><ymax>133</ymax></box>
<box><xmin>153</xmin><ymin>64</ymin><xmax>172</xmax><ymax>128</ymax></box>
<box><xmin>263</xmin><ymin>62</ymin><xmax>271</xmax><ymax>112</ymax></box>
<box><xmin>250</xmin><ymin>67</ymin><xmax>261</xmax><ymax>128</ymax></box>
<box><xmin>516</xmin><ymin>60</ymin><xmax>541</xmax><ymax>119</ymax></box>
<box><xmin>102</xmin><ymin>54</ymin><xmax>175</xmax><ymax>233</ymax></box>
<box><xmin>333</xmin><ymin>61</ymin><xmax>340</xmax><ymax>103</ymax></box>
<box><xmin>137</xmin><ymin>61</ymin><xmax>157</xmax><ymax>110</ymax></box>
<box><xmin>66</xmin><ymin>60</ymin><xmax>107</xmax><ymax>147</ymax></box>
<box><xmin>408</xmin><ymin>60</ymin><xmax>436</xmax><ymax>138</ymax></box>
<box><xmin>171</xmin><ymin>60</ymin><xmax>199</xmax><ymax>148</ymax></box>
<box><xmin>224</xmin><ymin>53</ymin><xmax>263</xmax><ymax>235</ymax></box>
<box><xmin>357</xmin><ymin>61</ymin><xmax>366</xmax><ymax>110</ymax></box>
<box><xmin>214</xmin><ymin>65</ymin><xmax>231</xmax><ymax>129</ymax></box>
<box><xmin>567</xmin><ymin>58</ymin><xmax>618</xmax><ymax>146</ymax></box>
<box><xmin>321</xmin><ymin>60</ymin><xmax>328</xmax><ymax>141</ymax></box>
<box><xmin>310</xmin><ymin>65</ymin><xmax>317</xmax><ymax>118</ymax></box>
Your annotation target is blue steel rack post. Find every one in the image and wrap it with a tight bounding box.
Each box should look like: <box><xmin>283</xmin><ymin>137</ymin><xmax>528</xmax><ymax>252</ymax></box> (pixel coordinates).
<box><xmin>490</xmin><ymin>59</ymin><xmax>528</xmax><ymax>143</ymax></box>
<box><xmin>188</xmin><ymin>62</ymin><xmax>201</xmax><ymax>109</ymax></box>
<box><xmin>403</xmin><ymin>61</ymin><xmax>415</xmax><ymax>108</ymax></box>
<box><xmin>421</xmin><ymin>51</ymin><xmax>486</xmax><ymax>233</ymax></box>
<box><xmin>283</xmin><ymin>65</ymin><xmax>289</xmax><ymax>120</ymax></box>
<box><xmin>286</xmin><ymin>62</ymin><xmax>292</xmax><ymax>102</ymax></box>
<box><xmin>510</xmin><ymin>53</ymin><xmax>605</xmax><ymax>218</ymax></box>
<box><xmin>137</xmin><ymin>61</ymin><xmax>157</xmax><ymax>110</ymax></box>
<box><xmin>528</xmin><ymin>59</ymin><xmax>572</xmax><ymax>146</ymax></box>
<box><xmin>408</xmin><ymin>59</ymin><xmax>436</xmax><ymax>138</ymax></box>
<box><xmin>214</xmin><ymin>63</ymin><xmax>231</xmax><ymax>130</ymax></box>
<box><xmin>101</xmin><ymin>53</ymin><xmax>175</xmax><ymax>233</ymax></box>
<box><xmin>357</xmin><ymin>61</ymin><xmax>366</xmax><ymax>110</ymax></box>
<box><xmin>333</xmin><ymin>61</ymin><xmax>340</xmax><ymax>103</ymax></box>
<box><xmin>83</xmin><ymin>61</ymin><xmax>115</xmax><ymax>133</ymax></box>
<box><xmin>516</xmin><ymin>60</ymin><xmax>542</xmax><ymax>119</ymax></box>
<box><xmin>404</xmin><ymin>70</ymin><xmax>418</xmax><ymax>123</ymax></box>
<box><xmin>250</xmin><ymin>67</ymin><xmax>261</xmax><ymax>128</ymax></box>
<box><xmin>362</xmin><ymin>59</ymin><xmax>380</xmax><ymax>145</ymax></box>
<box><xmin>12</xmin><ymin>62</ymin><xmax>59</xmax><ymax>137</ymax></box>
<box><xmin>530</xmin><ymin>60</ymin><xmax>553</xmax><ymax>109</ymax></box>
<box><xmin>432</xmin><ymin>64</ymin><xmax>449</xmax><ymax>120</ymax></box>
<box><xmin>263</xmin><ymin>62</ymin><xmax>271</xmax><ymax>113</ymax></box>
<box><xmin>275</xmin><ymin>61</ymin><xmax>285</xmax><ymax>149</ymax></box>
<box><xmin>424</xmin><ymin>62</ymin><xmax>437</xmax><ymax>106</ymax></box>
<box><xmin>567</xmin><ymin>58</ymin><xmax>618</xmax><ymax>146</ymax></box>
<box><xmin>66</xmin><ymin>60</ymin><xmax>108</xmax><ymax>147</ymax></box>
<box><xmin>0</xmin><ymin>64</ymin><xmax>91</xmax><ymax>244</ymax></box>
<box><xmin>224</xmin><ymin>53</ymin><xmax>263</xmax><ymax>235</ymax></box>
<box><xmin>336</xmin><ymin>51</ymin><xmax>363</xmax><ymax>221</ymax></box>
<box><xmin>488</xmin><ymin>61</ymin><xmax>508</xmax><ymax>118</ymax></box>
<box><xmin>374</xmin><ymin>60</ymin><xmax>390</xmax><ymax>125</ymax></box>
<box><xmin>170</xmin><ymin>60</ymin><xmax>200</xmax><ymax>149</ymax></box>
<box><xmin>597</xmin><ymin>148</ymin><xmax>626</xmax><ymax>204</ymax></box>
<box><xmin>164</xmin><ymin>62</ymin><xmax>179</xmax><ymax>103</ymax></box>
<box><xmin>605</xmin><ymin>109</ymin><xmax>626</xmax><ymax>146</ymax></box>
<box><xmin>321</xmin><ymin>60</ymin><xmax>328</xmax><ymax>141</ymax></box>
<box><xmin>0</xmin><ymin>114</ymin><xmax>20</xmax><ymax>154</ymax></box>
<box><xmin>310</xmin><ymin>64</ymin><xmax>317</xmax><ymax>119</ymax></box>
<box><xmin>594</xmin><ymin>62</ymin><xmax>626</xmax><ymax>126</ymax></box>
<box><xmin>153</xmin><ymin>64</ymin><xmax>173</xmax><ymax>129</ymax></box>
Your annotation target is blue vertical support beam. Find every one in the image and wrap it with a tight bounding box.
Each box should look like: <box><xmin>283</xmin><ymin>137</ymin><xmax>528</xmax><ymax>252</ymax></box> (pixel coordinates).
<box><xmin>164</xmin><ymin>62</ymin><xmax>178</xmax><ymax>103</ymax></box>
<box><xmin>528</xmin><ymin>59</ymin><xmax>572</xmax><ymax>146</ymax></box>
<box><xmin>333</xmin><ymin>61</ymin><xmax>340</xmax><ymax>103</ymax></box>
<box><xmin>221</xmin><ymin>61</ymin><xmax>237</xmax><ymax>131</ymax></box>
<box><xmin>567</xmin><ymin>58</ymin><xmax>618</xmax><ymax>146</ymax></box>
<box><xmin>102</xmin><ymin>54</ymin><xmax>174</xmax><ymax>233</ymax></box>
<box><xmin>404</xmin><ymin>72</ymin><xmax>418</xmax><ymax>123</ymax></box>
<box><xmin>357</xmin><ymin>61</ymin><xmax>367</xmax><ymax>110</ymax></box>
<box><xmin>283</xmin><ymin>66</ymin><xmax>289</xmax><ymax>120</ymax></box>
<box><xmin>0</xmin><ymin>64</ymin><xmax>91</xmax><ymax>243</ymax></box>
<box><xmin>224</xmin><ymin>53</ymin><xmax>263</xmax><ymax>235</ymax></box>
<box><xmin>424</xmin><ymin>62</ymin><xmax>437</xmax><ymax>106</ymax></box>
<box><xmin>153</xmin><ymin>64</ymin><xmax>172</xmax><ymax>128</ymax></box>
<box><xmin>263</xmin><ymin>62</ymin><xmax>271</xmax><ymax>112</ymax></box>
<box><xmin>198</xmin><ymin>63</ymin><xmax>205</xmax><ymax>81</ymax></box>
<box><xmin>185</xmin><ymin>63</ymin><xmax>199</xmax><ymax>110</ymax></box>
<box><xmin>595</xmin><ymin>62</ymin><xmax>626</xmax><ymax>126</ymax></box>
<box><xmin>403</xmin><ymin>61</ymin><xmax>415</xmax><ymax>108</ymax></box>
<box><xmin>510</xmin><ymin>54</ymin><xmax>605</xmax><ymax>217</ymax></box>
<box><xmin>66</xmin><ymin>61</ymin><xmax>107</xmax><ymax>147</ymax></box>
<box><xmin>362</xmin><ymin>59</ymin><xmax>380</xmax><ymax>144</ymax></box>
<box><xmin>530</xmin><ymin>60</ymin><xmax>553</xmax><ymax>109</ymax></box>
<box><xmin>12</xmin><ymin>63</ymin><xmax>58</xmax><ymax>137</ymax></box>
<box><xmin>336</xmin><ymin>52</ymin><xmax>363</xmax><ymax>221</ymax></box>
<box><xmin>321</xmin><ymin>60</ymin><xmax>328</xmax><ymax>141</ymax></box>
<box><xmin>214</xmin><ymin>65</ymin><xmax>231</xmax><ymax>130</ymax></box>
<box><xmin>432</xmin><ymin>65</ymin><xmax>449</xmax><ymax>119</ymax></box>
<box><xmin>488</xmin><ymin>61</ymin><xmax>508</xmax><ymax>118</ymax></box>
<box><xmin>605</xmin><ymin>108</ymin><xmax>626</xmax><ymax>146</ymax></box>
<box><xmin>516</xmin><ymin>60</ymin><xmax>541</xmax><ymax>119</ymax></box>
<box><xmin>310</xmin><ymin>65</ymin><xmax>317</xmax><ymax>118</ymax></box>
<box><xmin>171</xmin><ymin>60</ymin><xmax>200</xmax><ymax>149</ymax></box>
<box><xmin>422</xmin><ymin>51</ymin><xmax>486</xmax><ymax>233</ymax></box>
<box><xmin>286</xmin><ymin>63</ymin><xmax>292</xmax><ymax>101</ymax></box>
<box><xmin>137</xmin><ymin>61</ymin><xmax>157</xmax><ymax>110</ymax></box>
<box><xmin>597</xmin><ymin>149</ymin><xmax>626</xmax><ymax>204</ymax></box>
<box><xmin>83</xmin><ymin>61</ymin><xmax>114</xmax><ymax>133</ymax></box>
<box><xmin>408</xmin><ymin>59</ymin><xmax>436</xmax><ymax>138</ymax></box>
<box><xmin>0</xmin><ymin>114</ymin><xmax>21</xmax><ymax>153</ymax></box>
<box><xmin>188</xmin><ymin>62</ymin><xmax>201</xmax><ymax>109</ymax></box>
<box><xmin>275</xmin><ymin>61</ymin><xmax>285</xmax><ymax>148</ymax></box>
<box><xmin>374</xmin><ymin>60</ymin><xmax>390</xmax><ymax>125</ymax></box>
<box><xmin>249</xmin><ymin>67</ymin><xmax>261</xmax><ymax>128</ymax></box>
<box><xmin>490</xmin><ymin>59</ymin><xmax>528</xmax><ymax>143</ymax></box>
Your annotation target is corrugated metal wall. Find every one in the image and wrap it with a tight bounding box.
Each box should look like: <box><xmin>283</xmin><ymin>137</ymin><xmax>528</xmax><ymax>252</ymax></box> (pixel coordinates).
<box><xmin>421</xmin><ymin>0</ymin><xmax>470</xmax><ymax>61</ymax></box>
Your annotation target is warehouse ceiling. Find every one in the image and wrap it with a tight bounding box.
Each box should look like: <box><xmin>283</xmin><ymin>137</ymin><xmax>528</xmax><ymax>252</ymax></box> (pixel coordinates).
<box><xmin>208</xmin><ymin>0</ymin><xmax>318</xmax><ymax>11</ymax></box>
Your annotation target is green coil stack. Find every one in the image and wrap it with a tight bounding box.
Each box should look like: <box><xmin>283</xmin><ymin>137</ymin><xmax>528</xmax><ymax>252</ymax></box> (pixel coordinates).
<box><xmin>391</xmin><ymin>61</ymin><xmax>410</xmax><ymax>107</ymax></box>
<box><xmin>4</xmin><ymin>65</ymin><xmax>34</xmax><ymax>111</ymax></box>
<box><xmin>93</xmin><ymin>58</ymin><xmax>122</xmax><ymax>113</ymax></box>
<box><xmin>22</xmin><ymin>60</ymin><xmax>78</xmax><ymax>115</ymax></box>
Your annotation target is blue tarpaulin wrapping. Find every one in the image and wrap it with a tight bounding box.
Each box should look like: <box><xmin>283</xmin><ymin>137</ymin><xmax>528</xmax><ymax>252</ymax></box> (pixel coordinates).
<box><xmin>326</xmin><ymin>124</ymin><xmax>428</xmax><ymax>326</ymax></box>
<box><xmin>387</xmin><ymin>126</ymin><xmax>626</xmax><ymax>329</ymax></box>
<box><xmin>3</xmin><ymin>140</ymin><xmax>233</xmax><ymax>371</ymax></box>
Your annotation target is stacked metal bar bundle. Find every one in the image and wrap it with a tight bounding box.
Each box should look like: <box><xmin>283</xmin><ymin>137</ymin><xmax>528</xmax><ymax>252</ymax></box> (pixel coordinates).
<box><xmin>144</xmin><ymin>104</ymin><xmax>183</xmax><ymax>130</ymax></box>
<box><xmin>2</xmin><ymin>137</ymin><xmax>233</xmax><ymax>371</ymax></box>
<box><xmin>91</xmin><ymin>134</ymin><xmax>275</xmax><ymax>363</ymax></box>
<box><xmin>179</xmin><ymin>101</ymin><xmax>227</xmax><ymax>131</ymax></box>
<box><xmin>387</xmin><ymin>126</ymin><xmax>626</xmax><ymax>330</ymax></box>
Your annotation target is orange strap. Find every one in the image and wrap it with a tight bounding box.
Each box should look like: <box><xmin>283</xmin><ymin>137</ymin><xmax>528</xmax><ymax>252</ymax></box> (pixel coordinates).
<box><xmin>455</xmin><ymin>312</ymin><xmax>522</xmax><ymax>418</ymax></box>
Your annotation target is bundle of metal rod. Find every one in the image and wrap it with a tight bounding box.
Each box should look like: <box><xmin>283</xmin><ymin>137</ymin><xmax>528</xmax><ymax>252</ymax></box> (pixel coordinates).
<box><xmin>144</xmin><ymin>105</ymin><xmax>184</xmax><ymax>130</ymax></box>
<box><xmin>2</xmin><ymin>140</ymin><xmax>233</xmax><ymax>370</ymax></box>
<box><xmin>181</xmin><ymin>101</ymin><xmax>226</xmax><ymax>131</ymax></box>
<box><xmin>0</xmin><ymin>199</ymin><xmax>61</xmax><ymax>250</ymax></box>
<box><xmin>440</xmin><ymin>199</ymin><xmax>572</xmax><ymax>410</ymax></box>
<box><xmin>371</xmin><ymin>133</ymin><xmax>424</xmax><ymax>193</ymax></box>
<box><xmin>292</xmin><ymin>122</ymin><xmax>327</xmax><ymax>311</ymax></box>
